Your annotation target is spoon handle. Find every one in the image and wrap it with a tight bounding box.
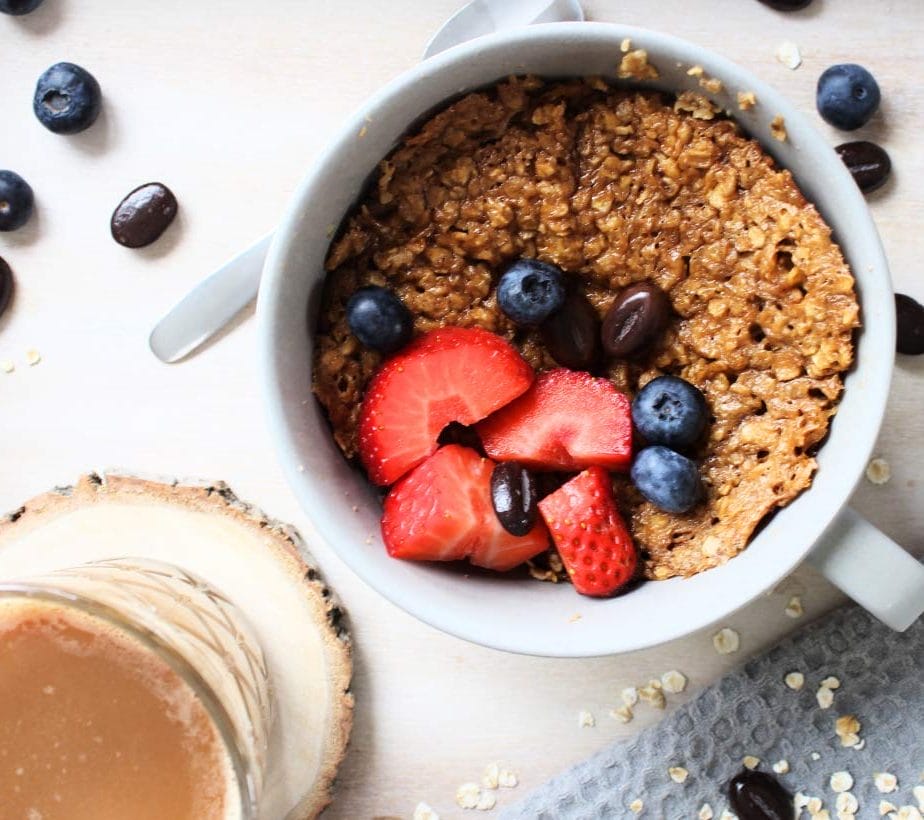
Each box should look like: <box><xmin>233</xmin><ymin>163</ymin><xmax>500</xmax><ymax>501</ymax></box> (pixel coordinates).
<box><xmin>148</xmin><ymin>234</ymin><xmax>271</xmax><ymax>363</ymax></box>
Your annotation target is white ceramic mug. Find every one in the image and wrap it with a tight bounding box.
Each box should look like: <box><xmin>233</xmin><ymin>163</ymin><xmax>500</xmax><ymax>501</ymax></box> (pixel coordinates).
<box><xmin>259</xmin><ymin>23</ymin><xmax>924</xmax><ymax>656</ymax></box>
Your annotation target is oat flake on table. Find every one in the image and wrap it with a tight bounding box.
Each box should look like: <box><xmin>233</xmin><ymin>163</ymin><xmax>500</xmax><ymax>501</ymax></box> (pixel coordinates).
<box><xmin>713</xmin><ymin>627</ymin><xmax>740</xmax><ymax>655</ymax></box>
<box><xmin>413</xmin><ymin>802</ymin><xmax>440</xmax><ymax>820</ymax></box>
<box><xmin>866</xmin><ymin>458</ymin><xmax>892</xmax><ymax>485</ymax></box>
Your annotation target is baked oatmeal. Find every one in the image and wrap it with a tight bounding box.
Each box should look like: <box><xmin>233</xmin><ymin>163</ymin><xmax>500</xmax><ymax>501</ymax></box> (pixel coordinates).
<box><xmin>313</xmin><ymin>76</ymin><xmax>859</xmax><ymax>581</ymax></box>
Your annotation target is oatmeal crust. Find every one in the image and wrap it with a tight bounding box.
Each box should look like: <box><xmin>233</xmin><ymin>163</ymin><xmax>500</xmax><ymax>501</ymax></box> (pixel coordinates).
<box><xmin>313</xmin><ymin>77</ymin><xmax>858</xmax><ymax>580</ymax></box>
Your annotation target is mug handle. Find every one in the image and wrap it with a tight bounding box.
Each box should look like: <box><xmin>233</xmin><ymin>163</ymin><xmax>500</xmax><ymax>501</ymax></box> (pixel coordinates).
<box><xmin>808</xmin><ymin>506</ymin><xmax>924</xmax><ymax>631</ymax></box>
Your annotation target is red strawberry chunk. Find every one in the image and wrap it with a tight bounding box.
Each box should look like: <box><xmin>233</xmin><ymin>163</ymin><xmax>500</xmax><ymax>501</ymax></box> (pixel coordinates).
<box><xmin>538</xmin><ymin>466</ymin><xmax>637</xmax><ymax>597</ymax></box>
<box><xmin>477</xmin><ymin>369</ymin><xmax>632</xmax><ymax>472</ymax></box>
<box><xmin>381</xmin><ymin>445</ymin><xmax>549</xmax><ymax>571</ymax></box>
<box><xmin>359</xmin><ymin>327</ymin><xmax>534</xmax><ymax>486</ymax></box>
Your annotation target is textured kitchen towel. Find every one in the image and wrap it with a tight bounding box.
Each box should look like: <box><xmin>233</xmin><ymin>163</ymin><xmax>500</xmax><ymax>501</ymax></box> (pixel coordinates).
<box><xmin>502</xmin><ymin>606</ymin><xmax>923</xmax><ymax>819</ymax></box>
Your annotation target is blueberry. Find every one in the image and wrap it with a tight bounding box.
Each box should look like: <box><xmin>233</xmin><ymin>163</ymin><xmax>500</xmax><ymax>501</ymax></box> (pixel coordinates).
<box><xmin>632</xmin><ymin>375</ymin><xmax>708</xmax><ymax>450</ymax></box>
<box><xmin>0</xmin><ymin>0</ymin><xmax>44</xmax><ymax>13</ymax></box>
<box><xmin>346</xmin><ymin>285</ymin><xmax>413</xmax><ymax>354</ymax></box>
<box><xmin>816</xmin><ymin>64</ymin><xmax>880</xmax><ymax>131</ymax></box>
<box><xmin>630</xmin><ymin>445</ymin><xmax>703</xmax><ymax>514</ymax></box>
<box><xmin>0</xmin><ymin>170</ymin><xmax>34</xmax><ymax>232</ymax></box>
<box><xmin>33</xmin><ymin>62</ymin><xmax>102</xmax><ymax>134</ymax></box>
<box><xmin>497</xmin><ymin>258</ymin><xmax>566</xmax><ymax>325</ymax></box>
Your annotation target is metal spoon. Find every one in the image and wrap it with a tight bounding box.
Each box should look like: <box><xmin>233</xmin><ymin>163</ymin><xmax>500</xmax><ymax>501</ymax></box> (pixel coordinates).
<box><xmin>149</xmin><ymin>0</ymin><xmax>584</xmax><ymax>363</ymax></box>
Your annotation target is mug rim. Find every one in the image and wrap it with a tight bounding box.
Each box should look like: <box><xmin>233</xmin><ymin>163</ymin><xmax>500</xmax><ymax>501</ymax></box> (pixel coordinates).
<box><xmin>258</xmin><ymin>22</ymin><xmax>894</xmax><ymax>656</ymax></box>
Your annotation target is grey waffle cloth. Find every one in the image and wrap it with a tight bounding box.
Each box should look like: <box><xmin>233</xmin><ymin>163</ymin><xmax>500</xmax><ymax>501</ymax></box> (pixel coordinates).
<box><xmin>502</xmin><ymin>606</ymin><xmax>923</xmax><ymax>819</ymax></box>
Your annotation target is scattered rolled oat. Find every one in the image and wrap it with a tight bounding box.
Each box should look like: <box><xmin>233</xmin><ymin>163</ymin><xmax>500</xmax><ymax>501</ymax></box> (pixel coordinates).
<box><xmin>661</xmin><ymin>670</ymin><xmax>688</xmax><ymax>694</ymax></box>
<box><xmin>913</xmin><ymin>785</ymin><xmax>924</xmax><ymax>810</ymax></box>
<box><xmin>414</xmin><ymin>802</ymin><xmax>440</xmax><ymax>820</ymax></box>
<box><xmin>776</xmin><ymin>41</ymin><xmax>803</xmax><ymax>70</ymax></box>
<box><xmin>817</xmin><ymin>685</ymin><xmax>835</xmax><ymax>710</ymax></box>
<box><xmin>618</xmin><ymin>49</ymin><xmax>659</xmax><ymax>81</ymax></box>
<box><xmin>812</xmin><ymin>752</ymin><xmax>822</xmax><ymax>761</ymax></box>
<box><xmin>674</xmin><ymin>90</ymin><xmax>720</xmax><ymax>120</ymax></box>
<box><xmin>719</xmin><ymin>811</ymin><xmax>738</xmax><ymax>820</ymax></box>
<box><xmin>807</xmin><ymin>796</ymin><xmax>823</xmax><ymax>813</ymax></box>
<box><xmin>456</xmin><ymin>783</ymin><xmax>481</xmax><ymax>810</ymax></box>
<box><xmin>866</xmin><ymin>458</ymin><xmax>892</xmax><ymax>485</ymax></box>
<box><xmin>875</xmin><ymin>773</ymin><xmax>898</xmax><ymax>793</ymax></box>
<box><xmin>610</xmin><ymin>705</ymin><xmax>633</xmax><ymax>724</ymax></box>
<box><xmin>699</xmin><ymin>803</ymin><xmax>714</xmax><ymax>820</ymax></box>
<box><xmin>358</xmin><ymin>125</ymin><xmax>368</xmax><ymax>138</ymax></box>
<box><xmin>773</xmin><ymin>760</ymin><xmax>790</xmax><ymax>774</ymax></box>
<box><xmin>498</xmin><ymin>769</ymin><xmax>517</xmax><ymax>789</ymax></box>
<box><xmin>852</xmin><ymin>739</ymin><xmax>865</xmax><ymax>751</ymax></box>
<box><xmin>795</xmin><ymin>793</ymin><xmax>811</xmax><ymax>810</ymax></box>
<box><xmin>621</xmin><ymin>687</ymin><xmax>639</xmax><ymax>707</ymax></box>
<box><xmin>814</xmin><ymin>811</ymin><xmax>832</xmax><ymax>820</ymax></box>
<box><xmin>713</xmin><ymin>627</ymin><xmax>740</xmax><ymax>655</ymax></box>
<box><xmin>785</xmin><ymin>596</ymin><xmax>804</xmax><ymax>618</ymax></box>
<box><xmin>835</xmin><ymin>792</ymin><xmax>859</xmax><ymax>814</ymax></box>
<box><xmin>638</xmin><ymin>683</ymin><xmax>666</xmax><ymax>709</ymax></box>
<box><xmin>821</xmin><ymin>676</ymin><xmax>841</xmax><ymax>690</ymax></box>
<box><xmin>785</xmin><ymin>671</ymin><xmax>805</xmax><ymax>690</ymax></box>
<box><xmin>482</xmin><ymin>763</ymin><xmax>499</xmax><ymax>790</ymax></box>
<box><xmin>893</xmin><ymin>807</ymin><xmax>924</xmax><ymax>820</ymax></box>
<box><xmin>770</xmin><ymin>115</ymin><xmax>788</xmax><ymax>142</ymax></box>
<box><xmin>830</xmin><ymin>771</ymin><xmax>854</xmax><ymax>793</ymax></box>
<box><xmin>699</xmin><ymin>77</ymin><xmax>723</xmax><ymax>94</ymax></box>
<box><xmin>743</xmin><ymin>755</ymin><xmax>761</xmax><ymax>770</ymax></box>
<box><xmin>737</xmin><ymin>91</ymin><xmax>757</xmax><ymax>111</ymax></box>
<box><xmin>687</xmin><ymin>65</ymin><xmax>704</xmax><ymax>77</ymax></box>
<box><xmin>835</xmin><ymin>715</ymin><xmax>862</xmax><ymax>748</ymax></box>
<box><xmin>25</xmin><ymin>349</ymin><xmax>41</xmax><ymax>366</ymax></box>
<box><xmin>881</xmin><ymin>802</ymin><xmax>898</xmax><ymax>816</ymax></box>
<box><xmin>668</xmin><ymin>766</ymin><xmax>689</xmax><ymax>784</ymax></box>
<box><xmin>578</xmin><ymin>710</ymin><xmax>595</xmax><ymax>728</ymax></box>
<box><xmin>568</xmin><ymin>613</ymin><xmax>582</xmax><ymax>623</ymax></box>
<box><xmin>629</xmin><ymin>798</ymin><xmax>644</xmax><ymax>813</ymax></box>
<box><xmin>1</xmin><ymin>359</ymin><xmax>13</xmax><ymax>373</ymax></box>
<box><xmin>620</xmin><ymin>37</ymin><xmax>632</xmax><ymax>53</ymax></box>
<box><xmin>475</xmin><ymin>791</ymin><xmax>496</xmax><ymax>811</ymax></box>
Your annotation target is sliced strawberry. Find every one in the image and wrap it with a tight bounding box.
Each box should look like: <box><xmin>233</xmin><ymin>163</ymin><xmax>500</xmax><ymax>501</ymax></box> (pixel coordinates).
<box><xmin>477</xmin><ymin>368</ymin><xmax>632</xmax><ymax>472</ymax></box>
<box><xmin>538</xmin><ymin>466</ymin><xmax>638</xmax><ymax>597</ymax></box>
<box><xmin>472</xmin><ymin>504</ymin><xmax>550</xmax><ymax>573</ymax></box>
<box><xmin>381</xmin><ymin>444</ymin><xmax>549</xmax><ymax>571</ymax></box>
<box><xmin>359</xmin><ymin>327</ymin><xmax>534</xmax><ymax>486</ymax></box>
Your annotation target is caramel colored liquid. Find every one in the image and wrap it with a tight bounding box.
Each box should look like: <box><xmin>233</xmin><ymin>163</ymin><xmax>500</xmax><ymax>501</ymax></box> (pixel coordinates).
<box><xmin>0</xmin><ymin>599</ymin><xmax>236</xmax><ymax>820</ymax></box>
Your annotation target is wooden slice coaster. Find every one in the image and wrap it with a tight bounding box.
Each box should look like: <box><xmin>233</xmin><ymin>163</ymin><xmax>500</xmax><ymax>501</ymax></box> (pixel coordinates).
<box><xmin>0</xmin><ymin>472</ymin><xmax>353</xmax><ymax>819</ymax></box>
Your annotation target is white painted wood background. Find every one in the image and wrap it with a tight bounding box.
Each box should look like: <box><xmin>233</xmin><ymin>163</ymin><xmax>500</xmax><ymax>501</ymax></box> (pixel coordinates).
<box><xmin>1</xmin><ymin>1</ymin><xmax>921</xmax><ymax>817</ymax></box>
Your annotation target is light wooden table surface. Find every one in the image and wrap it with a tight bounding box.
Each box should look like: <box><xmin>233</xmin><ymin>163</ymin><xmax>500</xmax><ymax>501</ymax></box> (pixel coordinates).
<box><xmin>2</xmin><ymin>1</ymin><xmax>922</xmax><ymax>817</ymax></box>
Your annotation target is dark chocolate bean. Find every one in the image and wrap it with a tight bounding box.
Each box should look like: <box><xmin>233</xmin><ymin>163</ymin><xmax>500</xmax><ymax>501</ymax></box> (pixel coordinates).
<box><xmin>836</xmin><ymin>141</ymin><xmax>891</xmax><ymax>194</ymax></box>
<box><xmin>728</xmin><ymin>770</ymin><xmax>793</xmax><ymax>820</ymax></box>
<box><xmin>757</xmin><ymin>0</ymin><xmax>813</xmax><ymax>9</ymax></box>
<box><xmin>896</xmin><ymin>293</ymin><xmax>924</xmax><ymax>355</ymax></box>
<box><xmin>490</xmin><ymin>462</ymin><xmax>538</xmax><ymax>536</ymax></box>
<box><xmin>0</xmin><ymin>256</ymin><xmax>13</xmax><ymax>320</ymax></box>
<box><xmin>540</xmin><ymin>288</ymin><xmax>600</xmax><ymax>369</ymax></box>
<box><xmin>601</xmin><ymin>282</ymin><xmax>670</xmax><ymax>358</ymax></box>
<box><xmin>110</xmin><ymin>182</ymin><xmax>178</xmax><ymax>248</ymax></box>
